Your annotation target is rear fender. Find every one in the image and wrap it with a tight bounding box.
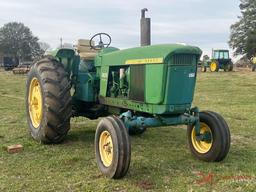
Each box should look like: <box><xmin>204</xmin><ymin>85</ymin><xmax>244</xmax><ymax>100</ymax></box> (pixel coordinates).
<box><xmin>47</xmin><ymin>48</ymin><xmax>77</xmax><ymax>74</ymax></box>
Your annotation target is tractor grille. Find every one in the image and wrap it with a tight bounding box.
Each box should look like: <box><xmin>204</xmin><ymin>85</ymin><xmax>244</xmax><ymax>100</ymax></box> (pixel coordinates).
<box><xmin>129</xmin><ymin>65</ymin><xmax>145</xmax><ymax>102</ymax></box>
<box><xmin>172</xmin><ymin>54</ymin><xmax>195</xmax><ymax>65</ymax></box>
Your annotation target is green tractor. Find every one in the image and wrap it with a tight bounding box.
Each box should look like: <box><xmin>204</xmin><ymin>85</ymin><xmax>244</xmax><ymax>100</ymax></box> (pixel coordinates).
<box><xmin>201</xmin><ymin>50</ymin><xmax>233</xmax><ymax>72</ymax></box>
<box><xmin>25</xmin><ymin>10</ymin><xmax>230</xmax><ymax>179</ymax></box>
<box><xmin>209</xmin><ymin>49</ymin><xmax>233</xmax><ymax>72</ymax></box>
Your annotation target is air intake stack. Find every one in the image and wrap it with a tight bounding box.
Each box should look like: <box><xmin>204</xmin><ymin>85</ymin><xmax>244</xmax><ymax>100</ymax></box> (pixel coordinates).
<box><xmin>140</xmin><ymin>8</ymin><xmax>151</xmax><ymax>46</ymax></box>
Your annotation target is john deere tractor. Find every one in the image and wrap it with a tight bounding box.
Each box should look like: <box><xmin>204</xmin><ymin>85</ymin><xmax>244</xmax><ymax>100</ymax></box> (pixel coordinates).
<box><xmin>209</xmin><ymin>49</ymin><xmax>233</xmax><ymax>72</ymax></box>
<box><xmin>25</xmin><ymin>10</ymin><xmax>230</xmax><ymax>179</ymax></box>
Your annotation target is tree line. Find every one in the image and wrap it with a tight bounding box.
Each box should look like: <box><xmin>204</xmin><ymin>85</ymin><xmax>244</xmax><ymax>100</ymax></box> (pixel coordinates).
<box><xmin>0</xmin><ymin>22</ymin><xmax>49</xmax><ymax>62</ymax></box>
<box><xmin>229</xmin><ymin>0</ymin><xmax>256</xmax><ymax>59</ymax></box>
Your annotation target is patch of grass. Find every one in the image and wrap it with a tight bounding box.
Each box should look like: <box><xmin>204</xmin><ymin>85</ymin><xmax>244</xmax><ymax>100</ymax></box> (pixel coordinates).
<box><xmin>0</xmin><ymin>70</ymin><xmax>256</xmax><ymax>191</ymax></box>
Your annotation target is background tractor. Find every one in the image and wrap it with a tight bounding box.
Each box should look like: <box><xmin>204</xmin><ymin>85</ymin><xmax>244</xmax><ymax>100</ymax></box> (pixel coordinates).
<box><xmin>209</xmin><ymin>49</ymin><xmax>233</xmax><ymax>72</ymax></box>
<box><xmin>25</xmin><ymin>9</ymin><xmax>230</xmax><ymax>179</ymax></box>
<box><xmin>201</xmin><ymin>50</ymin><xmax>233</xmax><ymax>72</ymax></box>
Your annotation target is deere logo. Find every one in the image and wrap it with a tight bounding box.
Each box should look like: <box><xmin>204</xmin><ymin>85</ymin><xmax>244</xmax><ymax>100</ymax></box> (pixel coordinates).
<box><xmin>125</xmin><ymin>58</ymin><xmax>164</xmax><ymax>65</ymax></box>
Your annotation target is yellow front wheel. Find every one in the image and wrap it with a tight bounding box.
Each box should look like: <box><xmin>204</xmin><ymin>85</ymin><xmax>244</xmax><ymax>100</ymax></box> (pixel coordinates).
<box><xmin>187</xmin><ymin>111</ymin><xmax>230</xmax><ymax>162</ymax></box>
<box><xmin>210</xmin><ymin>61</ymin><xmax>219</xmax><ymax>72</ymax></box>
<box><xmin>99</xmin><ymin>131</ymin><xmax>113</xmax><ymax>167</ymax></box>
<box><xmin>191</xmin><ymin>123</ymin><xmax>212</xmax><ymax>154</ymax></box>
<box><xmin>95</xmin><ymin>116</ymin><xmax>131</xmax><ymax>179</ymax></box>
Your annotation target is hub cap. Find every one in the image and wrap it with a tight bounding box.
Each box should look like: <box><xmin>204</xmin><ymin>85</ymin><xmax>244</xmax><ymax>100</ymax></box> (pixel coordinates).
<box><xmin>191</xmin><ymin>123</ymin><xmax>213</xmax><ymax>154</ymax></box>
<box><xmin>28</xmin><ymin>78</ymin><xmax>43</xmax><ymax>128</ymax></box>
<box><xmin>99</xmin><ymin>131</ymin><xmax>113</xmax><ymax>167</ymax></box>
<box><xmin>210</xmin><ymin>62</ymin><xmax>217</xmax><ymax>71</ymax></box>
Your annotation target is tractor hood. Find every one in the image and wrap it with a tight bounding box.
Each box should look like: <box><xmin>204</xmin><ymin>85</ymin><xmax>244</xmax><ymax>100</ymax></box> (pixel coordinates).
<box><xmin>95</xmin><ymin>44</ymin><xmax>202</xmax><ymax>66</ymax></box>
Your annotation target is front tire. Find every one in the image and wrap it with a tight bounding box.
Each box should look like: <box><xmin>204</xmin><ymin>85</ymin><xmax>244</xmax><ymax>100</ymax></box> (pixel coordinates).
<box><xmin>26</xmin><ymin>57</ymin><xmax>72</xmax><ymax>143</ymax></box>
<box><xmin>95</xmin><ymin>116</ymin><xmax>131</xmax><ymax>179</ymax></box>
<box><xmin>187</xmin><ymin>111</ymin><xmax>230</xmax><ymax>162</ymax></box>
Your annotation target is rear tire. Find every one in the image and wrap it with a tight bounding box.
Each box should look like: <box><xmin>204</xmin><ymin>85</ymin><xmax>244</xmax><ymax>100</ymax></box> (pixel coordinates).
<box><xmin>224</xmin><ymin>62</ymin><xmax>233</xmax><ymax>72</ymax></box>
<box><xmin>187</xmin><ymin>111</ymin><xmax>230</xmax><ymax>162</ymax></box>
<box><xmin>229</xmin><ymin>63</ymin><xmax>234</xmax><ymax>71</ymax></box>
<box><xmin>95</xmin><ymin>116</ymin><xmax>131</xmax><ymax>179</ymax></box>
<box><xmin>26</xmin><ymin>57</ymin><xmax>72</xmax><ymax>143</ymax></box>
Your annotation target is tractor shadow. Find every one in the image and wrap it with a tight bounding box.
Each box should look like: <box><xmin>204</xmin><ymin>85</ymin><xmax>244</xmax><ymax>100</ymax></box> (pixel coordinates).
<box><xmin>63</xmin><ymin>129</ymin><xmax>96</xmax><ymax>145</ymax></box>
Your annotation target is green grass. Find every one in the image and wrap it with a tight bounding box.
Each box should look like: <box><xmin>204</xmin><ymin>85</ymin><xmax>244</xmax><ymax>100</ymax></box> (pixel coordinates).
<box><xmin>0</xmin><ymin>70</ymin><xmax>256</xmax><ymax>192</ymax></box>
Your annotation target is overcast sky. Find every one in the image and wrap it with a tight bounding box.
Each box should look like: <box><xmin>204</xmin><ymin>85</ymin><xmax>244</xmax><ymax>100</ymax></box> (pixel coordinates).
<box><xmin>0</xmin><ymin>0</ymin><xmax>241</xmax><ymax>58</ymax></box>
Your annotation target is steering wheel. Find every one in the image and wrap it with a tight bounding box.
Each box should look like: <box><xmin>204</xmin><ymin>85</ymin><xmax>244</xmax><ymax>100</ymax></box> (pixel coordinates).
<box><xmin>89</xmin><ymin>33</ymin><xmax>111</xmax><ymax>50</ymax></box>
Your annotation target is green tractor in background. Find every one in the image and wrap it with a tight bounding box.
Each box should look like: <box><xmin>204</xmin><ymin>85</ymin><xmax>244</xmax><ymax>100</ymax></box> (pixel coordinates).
<box><xmin>201</xmin><ymin>49</ymin><xmax>233</xmax><ymax>72</ymax></box>
<box><xmin>25</xmin><ymin>10</ymin><xmax>230</xmax><ymax>179</ymax></box>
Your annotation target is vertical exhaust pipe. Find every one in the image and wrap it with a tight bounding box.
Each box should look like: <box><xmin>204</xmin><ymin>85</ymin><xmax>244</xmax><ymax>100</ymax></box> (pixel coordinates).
<box><xmin>140</xmin><ymin>8</ymin><xmax>151</xmax><ymax>46</ymax></box>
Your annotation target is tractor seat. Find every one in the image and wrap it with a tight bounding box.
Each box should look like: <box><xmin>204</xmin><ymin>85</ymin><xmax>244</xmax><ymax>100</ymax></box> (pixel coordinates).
<box><xmin>75</xmin><ymin>39</ymin><xmax>98</xmax><ymax>60</ymax></box>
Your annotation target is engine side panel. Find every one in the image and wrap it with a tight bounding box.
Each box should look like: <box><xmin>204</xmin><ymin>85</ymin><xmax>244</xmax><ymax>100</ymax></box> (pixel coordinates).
<box><xmin>129</xmin><ymin>65</ymin><xmax>145</xmax><ymax>102</ymax></box>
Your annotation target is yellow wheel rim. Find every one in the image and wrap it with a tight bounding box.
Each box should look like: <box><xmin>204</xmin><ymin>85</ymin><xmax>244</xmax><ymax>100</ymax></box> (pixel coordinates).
<box><xmin>28</xmin><ymin>78</ymin><xmax>43</xmax><ymax>128</ymax></box>
<box><xmin>191</xmin><ymin>123</ymin><xmax>213</xmax><ymax>154</ymax></box>
<box><xmin>210</xmin><ymin>62</ymin><xmax>217</xmax><ymax>72</ymax></box>
<box><xmin>99</xmin><ymin>131</ymin><xmax>113</xmax><ymax>167</ymax></box>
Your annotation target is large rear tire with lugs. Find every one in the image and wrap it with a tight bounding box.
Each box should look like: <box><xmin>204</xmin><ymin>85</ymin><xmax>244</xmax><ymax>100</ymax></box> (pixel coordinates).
<box><xmin>26</xmin><ymin>57</ymin><xmax>72</xmax><ymax>144</ymax></box>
